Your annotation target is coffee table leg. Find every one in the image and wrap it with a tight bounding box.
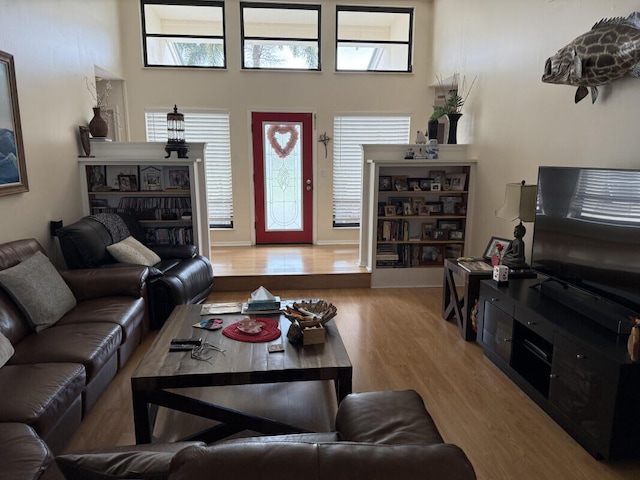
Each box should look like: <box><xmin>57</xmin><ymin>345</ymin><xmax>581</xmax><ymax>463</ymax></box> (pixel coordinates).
<box><xmin>335</xmin><ymin>368</ymin><xmax>353</xmax><ymax>403</ymax></box>
<box><xmin>132</xmin><ymin>389</ymin><xmax>154</xmax><ymax>444</ymax></box>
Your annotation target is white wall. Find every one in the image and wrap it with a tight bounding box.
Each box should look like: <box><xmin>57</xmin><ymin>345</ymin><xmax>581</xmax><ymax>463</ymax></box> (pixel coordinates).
<box><xmin>432</xmin><ymin>0</ymin><xmax>640</xmax><ymax>260</ymax></box>
<box><xmin>118</xmin><ymin>0</ymin><xmax>434</xmax><ymax>246</ymax></box>
<box><xmin>0</xmin><ymin>0</ymin><xmax>122</xmax><ymax>255</ymax></box>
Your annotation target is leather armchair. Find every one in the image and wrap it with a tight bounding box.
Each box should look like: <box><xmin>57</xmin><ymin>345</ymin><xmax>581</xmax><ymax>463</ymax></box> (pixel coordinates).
<box><xmin>57</xmin><ymin>213</ymin><xmax>213</xmax><ymax>329</ymax></box>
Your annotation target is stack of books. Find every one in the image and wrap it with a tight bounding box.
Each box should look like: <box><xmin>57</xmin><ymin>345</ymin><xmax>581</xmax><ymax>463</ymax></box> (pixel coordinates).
<box><xmin>242</xmin><ymin>286</ymin><xmax>281</xmax><ymax>314</ymax></box>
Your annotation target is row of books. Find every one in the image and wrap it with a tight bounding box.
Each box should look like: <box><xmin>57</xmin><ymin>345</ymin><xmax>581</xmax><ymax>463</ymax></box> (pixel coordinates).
<box><xmin>376</xmin><ymin>244</ymin><xmax>416</xmax><ymax>267</ymax></box>
<box><xmin>377</xmin><ymin>219</ymin><xmax>410</xmax><ymax>241</ymax></box>
<box><xmin>144</xmin><ymin>227</ymin><xmax>193</xmax><ymax>246</ymax></box>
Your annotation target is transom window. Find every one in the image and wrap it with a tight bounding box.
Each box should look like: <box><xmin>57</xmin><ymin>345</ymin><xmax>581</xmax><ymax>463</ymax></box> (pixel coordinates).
<box><xmin>240</xmin><ymin>2</ymin><xmax>321</xmax><ymax>70</ymax></box>
<box><xmin>141</xmin><ymin>0</ymin><xmax>226</xmax><ymax>68</ymax></box>
<box><xmin>336</xmin><ymin>5</ymin><xmax>413</xmax><ymax>72</ymax></box>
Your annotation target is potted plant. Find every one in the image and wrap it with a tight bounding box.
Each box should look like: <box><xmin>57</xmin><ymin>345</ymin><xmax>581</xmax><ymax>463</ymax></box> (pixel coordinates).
<box><xmin>428</xmin><ymin>74</ymin><xmax>476</xmax><ymax>144</ymax></box>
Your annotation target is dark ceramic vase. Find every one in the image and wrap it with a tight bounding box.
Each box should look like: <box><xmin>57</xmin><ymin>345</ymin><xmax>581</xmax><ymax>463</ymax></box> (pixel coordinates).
<box><xmin>427</xmin><ymin>120</ymin><xmax>439</xmax><ymax>142</ymax></box>
<box><xmin>445</xmin><ymin>113</ymin><xmax>463</xmax><ymax>144</ymax></box>
<box><xmin>89</xmin><ymin>107</ymin><xmax>108</xmax><ymax>138</ymax></box>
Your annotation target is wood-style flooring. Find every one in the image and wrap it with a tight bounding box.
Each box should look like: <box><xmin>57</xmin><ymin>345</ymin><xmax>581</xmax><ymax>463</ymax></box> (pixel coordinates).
<box><xmin>65</xmin><ymin>245</ymin><xmax>640</xmax><ymax>480</ymax></box>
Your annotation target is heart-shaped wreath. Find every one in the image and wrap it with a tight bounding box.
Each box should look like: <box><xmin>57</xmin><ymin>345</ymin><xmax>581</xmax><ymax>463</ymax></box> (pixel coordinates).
<box><xmin>267</xmin><ymin>124</ymin><xmax>299</xmax><ymax>158</ymax></box>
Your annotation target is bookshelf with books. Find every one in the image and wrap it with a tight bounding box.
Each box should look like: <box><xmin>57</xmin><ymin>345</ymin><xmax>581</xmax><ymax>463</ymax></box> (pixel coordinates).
<box><xmin>359</xmin><ymin>144</ymin><xmax>476</xmax><ymax>287</ymax></box>
<box><xmin>78</xmin><ymin>141</ymin><xmax>210</xmax><ymax>259</ymax></box>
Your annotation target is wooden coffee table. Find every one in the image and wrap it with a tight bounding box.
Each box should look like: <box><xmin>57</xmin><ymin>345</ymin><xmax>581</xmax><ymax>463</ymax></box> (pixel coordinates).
<box><xmin>131</xmin><ymin>304</ymin><xmax>352</xmax><ymax>444</ymax></box>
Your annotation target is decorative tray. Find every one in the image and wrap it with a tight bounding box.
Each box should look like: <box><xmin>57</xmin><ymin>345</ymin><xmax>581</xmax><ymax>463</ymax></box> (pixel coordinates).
<box><xmin>283</xmin><ymin>300</ymin><xmax>337</xmax><ymax>328</ymax></box>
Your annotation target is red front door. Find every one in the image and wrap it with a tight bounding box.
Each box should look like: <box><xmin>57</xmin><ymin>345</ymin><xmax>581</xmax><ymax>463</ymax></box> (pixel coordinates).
<box><xmin>252</xmin><ymin>112</ymin><xmax>313</xmax><ymax>244</ymax></box>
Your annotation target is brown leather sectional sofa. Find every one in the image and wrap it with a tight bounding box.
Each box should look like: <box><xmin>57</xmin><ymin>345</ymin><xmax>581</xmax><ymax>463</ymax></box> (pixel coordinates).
<box><xmin>0</xmin><ymin>238</ymin><xmax>149</xmax><ymax>479</ymax></box>
<box><xmin>54</xmin><ymin>390</ymin><xmax>477</xmax><ymax>480</ymax></box>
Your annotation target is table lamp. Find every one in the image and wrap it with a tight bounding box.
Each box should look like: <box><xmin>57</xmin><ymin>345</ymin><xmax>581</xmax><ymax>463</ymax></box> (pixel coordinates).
<box><xmin>495</xmin><ymin>180</ymin><xmax>537</xmax><ymax>268</ymax></box>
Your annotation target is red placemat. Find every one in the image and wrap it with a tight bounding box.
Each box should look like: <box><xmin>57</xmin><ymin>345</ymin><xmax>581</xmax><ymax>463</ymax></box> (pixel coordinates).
<box><xmin>222</xmin><ymin>318</ymin><xmax>281</xmax><ymax>343</ymax></box>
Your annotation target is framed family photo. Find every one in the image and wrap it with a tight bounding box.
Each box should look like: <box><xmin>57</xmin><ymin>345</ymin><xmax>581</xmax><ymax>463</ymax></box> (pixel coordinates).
<box><xmin>0</xmin><ymin>50</ymin><xmax>28</xmax><ymax>196</ymax></box>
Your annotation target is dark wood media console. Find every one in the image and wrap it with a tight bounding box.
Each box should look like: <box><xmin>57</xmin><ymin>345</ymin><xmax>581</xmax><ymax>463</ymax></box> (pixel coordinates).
<box><xmin>478</xmin><ymin>278</ymin><xmax>640</xmax><ymax>460</ymax></box>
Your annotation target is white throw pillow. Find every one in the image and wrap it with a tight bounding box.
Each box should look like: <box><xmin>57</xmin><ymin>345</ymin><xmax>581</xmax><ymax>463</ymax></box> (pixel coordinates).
<box><xmin>107</xmin><ymin>236</ymin><xmax>161</xmax><ymax>266</ymax></box>
<box><xmin>0</xmin><ymin>251</ymin><xmax>77</xmax><ymax>332</ymax></box>
<box><xmin>0</xmin><ymin>331</ymin><xmax>14</xmax><ymax>367</ymax></box>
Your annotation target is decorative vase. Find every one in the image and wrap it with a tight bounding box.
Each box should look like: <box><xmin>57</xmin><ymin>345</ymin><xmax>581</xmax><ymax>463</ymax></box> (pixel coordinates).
<box><xmin>89</xmin><ymin>107</ymin><xmax>108</xmax><ymax>138</ymax></box>
<box><xmin>427</xmin><ymin>120</ymin><xmax>439</xmax><ymax>142</ymax></box>
<box><xmin>445</xmin><ymin>113</ymin><xmax>463</xmax><ymax>144</ymax></box>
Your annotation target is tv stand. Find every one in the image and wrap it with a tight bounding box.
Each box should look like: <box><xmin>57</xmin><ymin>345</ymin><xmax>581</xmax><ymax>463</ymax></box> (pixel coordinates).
<box><xmin>533</xmin><ymin>278</ymin><xmax>634</xmax><ymax>335</ymax></box>
<box><xmin>478</xmin><ymin>278</ymin><xmax>640</xmax><ymax>460</ymax></box>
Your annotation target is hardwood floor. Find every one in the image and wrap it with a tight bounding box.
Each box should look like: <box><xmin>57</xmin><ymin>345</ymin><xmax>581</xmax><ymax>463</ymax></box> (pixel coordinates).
<box><xmin>65</xmin><ymin>246</ymin><xmax>640</xmax><ymax>480</ymax></box>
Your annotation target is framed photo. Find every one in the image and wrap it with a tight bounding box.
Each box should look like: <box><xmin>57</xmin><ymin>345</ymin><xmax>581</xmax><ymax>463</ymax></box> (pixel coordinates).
<box><xmin>140</xmin><ymin>165</ymin><xmax>163</xmax><ymax>191</ymax></box>
<box><xmin>117</xmin><ymin>174</ymin><xmax>138</xmax><ymax>192</ymax></box>
<box><xmin>408</xmin><ymin>178</ymin><xmax>422</xmax><ymax>191</ymax></box>
<box><xmin>437</xmin><ymin>219</ymin><xmax>462</xmax><ymax>230</ymax></box>
<box><xmin>428</xmin><ymin>170</ymin><xmax>446</xmax><ymax>185</ymax></box>
<box><xmin>378</xmin><ymin>202</ymin><xmax>387</xmax><ymax>216</ymax></box>
<box><xmin>446</xmin><ymin>173</ymin><xmax>467</xmax><ymax>191</ymax></box>
<box><xmin>433</xmin><ymin>228</ymin><xmax>449</xmax><ymax>241</ymax></box>
<box><xmin>412</xmin><ymin>197</ymin><xmax>424</xmax><ymax>215</ymax></box>
<box><xmin>165</xmin><ymin>166</ymin><xmax>190</xmax><ymax>189</ymax></box>
<box><xmin>402</xmin><ymin>201</ymin><xmax>412</xmax><ymax>216</ymax></box>
<box><xmin>449</xmin><ymin>229</ymin><xmax>465</xmax><ymax>241</ymax></box>
<box><xmin>0</xmin><ymin>50</ymin><xmax>28</xmax><ymax>196</ymax></box>
<box><xmin>440</xmin><ymin>195</ymin><xmax>463</xmax><ymax>215</ymax></box>
<box><xmin>420</xmin><ymin>245</ymin><xmax>443</xmax><ymax>265</ymax></box>
<box><xmin>424</xmin><ymin>201</ymin><xmax>443</xmax><ymax>215</ymax></box>
<box><xmin>88</xmin><ymin>165</ymin><xmax>107</xmax><ymax>191</ymax></box>
<box><xmin>422</xmin><ymin>222</ymin><xmax>435</xmax><ymax>240</ymax></box>
<box><xmin>379</xmin><ymin>175</ymin><xmax>392</xmax><ymax>191</ymax></box>
<box><xmin>392</xmin><ymin>175</ymin><xmax>409</xmax><ymax>191</ymax></box>
<box><xmin>384</xmin><ymin>205</ymin><xmax>397</xmax><ymax>216</ymax></box>
<box><xmin>106</xmin><ymin>165</ymin><xmax>138</xmax><ymax>191</ymax></box>
<box><xmin>389</xmin><ymin>197</ymin><xmax>410</xmax><ymax>215</ymax></box>
<box><xmin>431</xmin><ymin>182</ymin><xmax>441</xmax><ymax>192</ymax></box>
<box><xmin>419</xmin><ymin>178</ymin><xmax>432</xmax><ymax>191</ymax></box>
<box><xmin>483</xmin><ymin>236</ymin><xmax>513</xmax><ymax>261</ymax></box>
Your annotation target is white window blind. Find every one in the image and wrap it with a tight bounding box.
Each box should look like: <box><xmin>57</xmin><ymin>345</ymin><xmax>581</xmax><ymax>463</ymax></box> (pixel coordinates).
<box><xmin>145</xmin><ymin>110</ymin><xmax>233</xmax><ymax>227</ymax></box>
<box><xmin>332</xmin><ymin>115</ymin><xmax>410</xmax><ymax>226</ymax></box>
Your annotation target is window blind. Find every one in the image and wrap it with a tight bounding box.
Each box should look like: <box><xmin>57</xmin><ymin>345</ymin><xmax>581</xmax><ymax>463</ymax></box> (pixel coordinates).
<box><xmin>145</xmin><ymin>110</ymin><xmax>233</xmax><ymax>227</ymax></box>
<box><xmin>332</xmin><ymin>115</ymin><xmax>410</xmax><ymax>226</ymax></box>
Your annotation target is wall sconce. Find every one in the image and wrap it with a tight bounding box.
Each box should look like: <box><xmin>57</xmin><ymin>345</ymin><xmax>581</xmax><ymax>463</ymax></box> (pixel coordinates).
<box><xmin>165</xmin><ymin>105</ymin><xmax>189</xmax><ymax>158</ymax></box>
<box><xmin>495</xmin><ymin>180</ymin><xmax>537</xmax><ymax>268</ymax></box>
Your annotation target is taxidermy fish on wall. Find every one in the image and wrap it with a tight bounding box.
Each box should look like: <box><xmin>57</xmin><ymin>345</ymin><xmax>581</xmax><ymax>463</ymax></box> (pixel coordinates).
<box><xmin>542</xmin><ymin>12</ymin><xmax>640</xmax><ymax>104</ymax></box>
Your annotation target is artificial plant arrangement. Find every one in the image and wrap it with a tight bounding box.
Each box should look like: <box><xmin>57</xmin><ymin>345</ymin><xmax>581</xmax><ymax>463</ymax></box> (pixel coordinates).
<box><xmin>429</xmin><ymin>73</ymin><xmax>477</xmax><ymax>121</ymax></box>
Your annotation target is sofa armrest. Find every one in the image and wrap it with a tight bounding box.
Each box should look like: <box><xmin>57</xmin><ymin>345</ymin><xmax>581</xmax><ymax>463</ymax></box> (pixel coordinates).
<box><xmin>59</xmin><ymin>266</ymin><xmax>149</xmax><ymax>302</ymax></box>
<box><xmin>335</xmin><ymin>390</ymin><xmax>445</xmax><ymax>445</ymax></box>
<box><xmin>150</xmin><ymin>244</ymin><xmax>198</xmax><ymax>259</ymax></box>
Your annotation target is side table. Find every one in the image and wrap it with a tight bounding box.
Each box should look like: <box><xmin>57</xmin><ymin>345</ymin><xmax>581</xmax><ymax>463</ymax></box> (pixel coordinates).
<box><xmin>442</xmin><ymin>259</ymin><xmax>536</xmax><ymax>341</ymax></box>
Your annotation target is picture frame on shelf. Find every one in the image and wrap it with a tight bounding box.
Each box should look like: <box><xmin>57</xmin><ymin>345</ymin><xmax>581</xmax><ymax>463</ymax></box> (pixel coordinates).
<box><xmin>424</xmin><ymin>201</ymin><xmax>443</xmax><ymax>215</ymax></box>
<box><xmin>106</xmin><ymin>165</ymin><xmax>138</xmax><ymax>191</ymax></box>
<box><xmin>403</xmin><ymin>202</ymin><xmax>412</xmax><ymax>216</ymax></box>
<box><xmin>422</xmin><ymin>222</ymin><xmax>435</xmax><ymax>239</ymax></box>
<box><xmin>433</xmin><ymin>228</ymin><xmax>449</xmax><ymax>241</ymax></box>
<box><xmin>428</xmin><ymin>170</ymin><xmax>446</xmax><ymax>185</ymax></box>
<box><xmin>0</xmin><ymin>50</ymin><xmax>28</xmax><ymax>196</ymax></box>
<box><xmin>412</xmin><ymin>197</ymin><xmax>424</xmax><ymax>215</ymax></box>
<box><xmin>440</xmin><ymin>195</ymin><xmax>463</xmax><ymax>215</ymax></box>
<box><xmin>392</xmin><ymin>175</ymin><xmax>409</xmax><ymax>191</ymax></box>
<box><xmin>165</xmin><ymin>166</ymin><xmax>190</xmax><ymax>189</ymax></box>
<box><xmin>408</xmin><ymin>178</ymin><xmax>422</xmax><ymax>191</ymax></box>
<box><xmin>446</xmin><ymin>173</ymin><xmax>467</xmax><ymax>191</ymax></box>
<box><xmin>420</xmin><ymin>245</ymin><xmax>443</xmax><ymax>265</ymax></box>
<box><xmin>449</xmin><ymin>229</ymin><xmax>465</xmax><ymax>241</ymax></box>
<box><xmin>384</xmin><ymin>205</ymin><xmax>397</xmax><ymax>216</ymax></box>
<box><xmin>378</xmin><ymin>202</ymin><xmax>387</xmax><ymax>216</ymax></box>
<box><xmin>379</xmin><ymin>175</ymin><xmax>392</xmax><ymax>191</ymax></box>
<box><xmin>431</xmin><ymin>182</ymin><xmax>441</xmax><ymax>192</ymax></box>
<box><xmin>389</xmin><ymin>197</ymin><xmax>410</xmax><ymax>215</ymax></box>
<box><xmin>483</xmin><ymin>236</ymin><xmax>513</xmax><ymax>261</ymax></box>
<box><xmin>140</xmin><ymin>165</ymin><xmax>163</xmax><ymax>191</ymax></box>
<box><xmin>117</xmin><ymin>174</ymin><xmax>138</xmax><ymax>192</ymax></box>
<box><xmin>88</xmin><ymin>165</ymin><xmax>107</xmax><ymax>191</ymax></box>
<box><xmin>419</xmin><ymin>178</ymin><xmax>433</xmax><ymax>191</ymax></box>
<box><xmin>445</xmin><ymin>244</ymin><xmax>463</xmax><ymax>259</ymax></box>
<box><xmin>437</xmin><ymin>219</ymin><xmax>462</xmax><ymax>230</ymax></box>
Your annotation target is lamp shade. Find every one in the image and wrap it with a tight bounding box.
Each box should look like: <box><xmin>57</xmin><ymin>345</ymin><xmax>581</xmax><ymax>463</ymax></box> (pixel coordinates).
<box><xmin>495</xmin><ymin>182</ymin><xmax>537</xmax><ymax>222</ymax></box>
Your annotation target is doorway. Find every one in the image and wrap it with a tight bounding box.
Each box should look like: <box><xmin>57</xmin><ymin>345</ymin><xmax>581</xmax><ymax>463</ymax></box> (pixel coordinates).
<box><xmin>251</xmin><ymin>112</ymin><xmax>313</xmax><ymax>244</ymax></box>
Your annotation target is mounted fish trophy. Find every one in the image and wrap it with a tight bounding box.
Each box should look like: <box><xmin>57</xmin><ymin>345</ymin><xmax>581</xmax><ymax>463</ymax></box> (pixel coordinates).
<box><xmin>542</xmin><ymin>12</ymin><xmax>640</xmax><ymax>103</ymax></box>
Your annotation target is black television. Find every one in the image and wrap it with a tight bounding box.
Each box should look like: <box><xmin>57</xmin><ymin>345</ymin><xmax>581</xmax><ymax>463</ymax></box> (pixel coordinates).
<box><xmin>530</xmin><ymin>166</ymin><xmax>640</xmax><ymax>334</ymax></box>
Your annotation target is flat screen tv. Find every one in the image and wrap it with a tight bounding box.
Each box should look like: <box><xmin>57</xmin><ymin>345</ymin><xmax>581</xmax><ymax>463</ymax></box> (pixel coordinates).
<box><xmin>530</xmin><ymin>166</ymin><xmax>640</xmax><ymax>334</ymax></box>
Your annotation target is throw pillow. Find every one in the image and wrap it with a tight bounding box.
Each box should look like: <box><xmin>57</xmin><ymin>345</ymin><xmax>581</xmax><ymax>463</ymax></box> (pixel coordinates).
<box><xmin>107</xmin><ymin>236</ymin><xmax>161</xmax><ymax>267</ymax></box>
<box><xmin>0</xmin><ymin>331</ymin><xmax>14</xmax><ymax>367</ymax></box>
<box><xmin>0</xmin><ymin>251</ymin><xmax>77</xmax><ymax>332</ymax></box>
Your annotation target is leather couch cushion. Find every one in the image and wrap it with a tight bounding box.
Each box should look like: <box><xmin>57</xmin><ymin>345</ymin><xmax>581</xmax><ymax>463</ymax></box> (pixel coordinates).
<box><xmin>0</xmin><ymin>330</ymin><xmax>14</xmax><ymax>367</ymax></box>
<box><xmin>9</xmin><ymin>323</ymin><xmax>121</xmax><ymax>382</ymax></box>
<box><xmin>335</xmin><ymin>390</ymin><xmax>445</xmax><ymax>445</ymax></box>
<box><xmin>107</xmin><ymin>236</ymin><xmax>161</xmax><ymax>267</ymax></box>
<box><xmin>57</xmin><ymin>296</ymin><xmax>145</xmax><ymax>344</ymax></box>
<box><xmin>0</xmin><ymin>363</ymin><xmax>85</xmax><ymax>436</ymax></box>
<box><xmin>0</xmin><ymin>423</ymin><xmax>56</xmax><ymax>480</ymax></box>
<box><xmin>0</xmin><ymin>251</ymin><xmax>76</xmax><ymax>332</ymax></box>
<box><xmin>56</xmin><ymin>442</ymin><xmax>205</xmax><ymax>480</ymax></box>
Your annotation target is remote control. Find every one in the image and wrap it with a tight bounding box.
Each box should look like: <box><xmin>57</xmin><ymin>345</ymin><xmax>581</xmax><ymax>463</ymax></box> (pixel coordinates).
<box><xmin>171</xmin><ymin>338</ymin><xmax>202</xmax><ymax>346</ymax></box>
<box><xmin>169</xmin><ymin>344</ymin><xmax>196</xmax><ymax>352</ymax></box>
